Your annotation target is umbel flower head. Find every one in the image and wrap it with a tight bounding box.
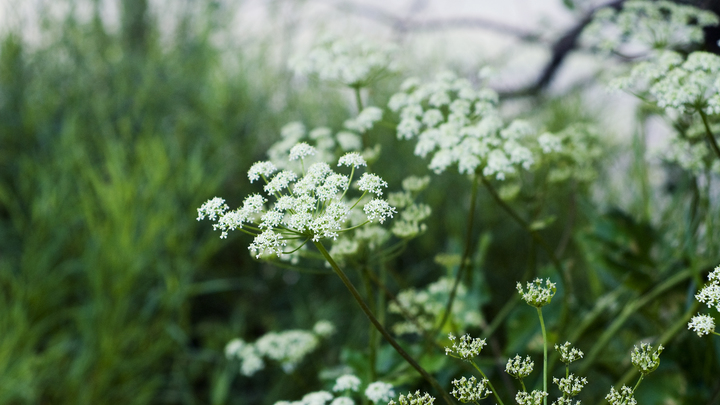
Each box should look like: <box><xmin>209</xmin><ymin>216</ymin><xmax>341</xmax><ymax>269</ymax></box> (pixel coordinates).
<box><xmin>388</xmin><ymin>391</ymin><xmax>435</xmax><ymax>405</ymax></box>
<box><xmin>389</xmin><ymin>70</ymin><xmax>549</xmax><ymax>179</ymax></box>
<box><xmin>606</xmin><ymin>386</ymin><xmax>636</xmax><ymax>405</ymax></box>
<box><xmin>505</xmin><ymin>355</ymin><xmax>534</xmax><ymax>379</ymax></box>
<box><xmin>289</xmin><ymin>36</ymin><xmax>398</xmax><ymax>88</ymax></box>
<box><xmin>365</xmin><ymin>381</ymin><xmax>395</xmax><ymax>404</ymax></box>
<box><xmin>517</xmin><ymin>278</ymin><xmax>557</xmax><ymax>308</ymax></box>
<box><xmin>555</xmin><ymin>341</ymin><xmax>584</xmax><ymax>364</ymax></box>
<box><xmin>515</xmin><ymin>390</ymin><xmax>548</xmax><ymax>405</ymax></box>
<box><xmin>451</xmin><ymin>376</ymin><xmax>492</xmax><ymax>403</ymax></box>
<box><xmin>445</xmin><ymin>333</ymin><xmax>487</xmax><ymax>360</ymax></box>
<box><xmin>688</xmin><ymin>313</ymin><xmax>716</xmax><ymax>337</ymax></box>
<box><xmin>631</xmin><ymin>342</ymin><xmax>664</xmax><ymax>376</ymax></box>
<box><xmin>553</xmin><ymin>374</ymin><xmax>588</xmax><ymax>398</ymax></box>
<box><xmin>197</xmin><ymin>145</ymin><xmax>397</xmax><ymax>258</ymax></box>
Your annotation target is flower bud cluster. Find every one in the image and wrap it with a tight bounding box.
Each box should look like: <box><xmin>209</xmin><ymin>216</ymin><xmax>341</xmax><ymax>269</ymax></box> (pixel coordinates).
<box><xmin>515</xmin><ymin>390</ymin><xmax>548</xmax><ymax>405</ymax></box>
<box><xmin>630</xmin><ymin>342</ymin><xmax>663</xmax><ymax>376</ymax></box>
<box><xmin>555</xmin><ymin>342</ymin><xmax>584</xmax><ymax>364</ymax></box>
<box><xmin>553</xmin><ymin>374</ymin><xmax>587</xmax><ymax>397</ymax></box>
<box><xmin>517</xmin><ymin>278</ymin><xmax>557</xmax><ymax>308</ymax></box>
<box><xmin>450</xmin><ymin>376</ymin><xmax>491</xmax><ymax>403</ymax></box>
<box><xmin>387</xmin><ymin>391</ymin><xmax>435</xmax><ymax>405</ymax></box>
<box><xmin>445</xmin><ymin>333</ymin><xmax>487</xmax><ymax>360</ymax></box>
<box><xmin>505</xmin><ymin>355</ymin><xmax>534</xmax><ymax>379</ymax></box>
<box><xmin>605</xmin><ymin>386</ymin><xmax>637</xmax><ymax>405</ymax></box>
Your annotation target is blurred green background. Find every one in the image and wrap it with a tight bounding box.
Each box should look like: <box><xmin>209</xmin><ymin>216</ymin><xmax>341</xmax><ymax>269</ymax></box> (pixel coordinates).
<box><xmin>1</xmin><ymin>0</ymin><xmax>719</xmax><ymax>404</ymax></box>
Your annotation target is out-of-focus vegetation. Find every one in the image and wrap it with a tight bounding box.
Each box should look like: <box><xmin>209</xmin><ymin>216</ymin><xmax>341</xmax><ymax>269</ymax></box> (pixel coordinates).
<box><xmin>2</xmin><ymin>0</ymin><xmax>720</xmax><ymax>404</ymax></box>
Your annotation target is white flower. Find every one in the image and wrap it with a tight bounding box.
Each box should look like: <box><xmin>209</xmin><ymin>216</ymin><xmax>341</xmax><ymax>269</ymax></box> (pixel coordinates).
<box><xmin>333</xmin><ymin>374</ymin><xmax>361</xmax><ymax>392</ymax></box>
<box><xmin>265</xmin><ymin>170</ymin><xmax>299</xmax><ymax>194</ymax></box>
<box><xmin>517</xmin><ymin>278</ymin><xmax>557</xmax><ymax>307</ymax></box>
<box><xmin>387</xmin><ymin>391</ymin><xmax>435</xmax><ymax>405</ymax></box>
<box><xmin>538</xmin><ymin>132</ymin><xmax>562</xmax><ymax>153</ymax></box>
<box><xmin>357</xmin><ymin>173</ymin><xmax>388</xmax><ymax>196</ymax></box>
<box><xmin>289</xmin><ymin>142</ymin><xmax>317</xmax><ymax>161</ymax></box>
<box><xmin>515</xmin><ymin>390</ymin><xmax>547</xmax><ymax>405</ymax></box>
<box><xmin>445</xmin><ymin>333</ymin><xmax>486</xmax><ymax>359</ymax></box>
<box><xmin>224</xmin><ymin>338</ymin><xmax>245</xmax><ymax>359</ymax></box>
<box><xmin>213</xmin><ymin>209</ymin><xmax>250</xmax><ymax>238</ymax></box>
<box><xmin>631</xmin><ymin>342</ymin><xmax>663</xmax><ymax>375</ymax></box>
<box><xmin>313</xmin><ymin>320</ymin><xmax>336</xmax><ymax>337</ymax></box>
<box><xmin>365</xmin><ymin>381</ymin><xmax>395</xmax><ymax>404</ymax></box>
<box><xmin>248</xmin><ymin>161</ymin><xmax>278</xmax><ymax>183</ymax></box>
<box><xmin>255</xmin><ymin>330</ymin><xmax>320</xmax><ymax>373</ymax></box>
<box><xmin>248</xmin><ymin>229</ymin><xmax>287</xmax><ymax>258</ymax></box>
<box><xmin>553</xmin><ymin>374</ymin><xmax>587</xmax><ymax>397</ymax></box>
<box><xmin>606</xmin><ymin>386</ymin><xmax>636</xmax><ymax>405</ymax></box>
<box><xmin>555</xmin><ymin>342</ymin><xmax>584</xmax><ymax>364</ymax></box>
<box><xmin>451</xmin><ymin>376</ymin><xmax>491</xmax><ymax>402</ymax></box>
<box><xmin>338</xmin><ymin>152</ymin><xmax>367</xmax><ymax>168</ymax></box>
<box><xmin>330</xmin><ymin>397</ymin><xmax>354</xmax><ymax>405</ymax></box>
<box><xmin>344</xmin><ymin>107</ymin><xmax>383</xmax><ymax>133</ymax></box>
<box><xmin>363</xmin><ymin>199</ymin><xmax>396</xmax><ymax>224</ymax></box>
<box><xmin>688</xmin><ymin>314</ymin><xmax>716</xmax><ymax>336</ymax></box>
<box><xmin>197</xmin><ymin>197</ymin><xmax>229</xmax><ymax>221</ymax></box>
<box><xmin>696</xmin><ymin>266</ymin><xmax>720</xmax><ymax>311</ymax></box>
<box><xmin>302</xmin><ymin>391</ymin><xmax>333</xmax><ymax>405</ymax></box>
<box><xmin>505</xmin><ymin>355</ymin><xmax>534</xmax><ymax>379</ymax></box>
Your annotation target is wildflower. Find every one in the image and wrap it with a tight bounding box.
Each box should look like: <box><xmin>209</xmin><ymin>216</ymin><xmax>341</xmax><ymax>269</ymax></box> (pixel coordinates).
<box><xmin>696</xmin><ymin>266</ymin><xmax>720</xmax><ymax>311</ymax></box>
<box><xmin>517</xmin><ymin>278</ymin><xmax>557</xmax><ymax>308</ymax></box>
<box><xmin>248</xmin><ymin>161</ymin><xmax>279</xmax><ymax>183</ymax></box>
<box><xmin>401</xmin><ymin>176</ymin><xmax>430</xmax><ymax>192</ymax></box>
<box><xmin>338</xmin><ymin>152</ymin><xmax>367</xmax><ymax>168</ymax></box>
<box><xmin>451</xmin><ymin>376</ymin><xmax>491</xmax><ymax>403</ymax></box>
<box><xmin>302</xmin><ymin>391</ymin><xmax>334</xmax><ymax>405</ymax></box>
<box><xmin>363</xmin><ymin>199</ymin><xmax>397</xmax><ymax>224</ymax></box>
<box><xmin>606</xmin><ymin>386</ymin><xmax>636</xmax><ymax>405</ymax></box>
<box><xmin>289</xmin><ymin>142</ymin><xmax>317</xmax><ymax>161</ymax></box>
<box><xmin>505</xmin><ymin>355</ymin><xmax>534</xmax><ymax>379</ymax></box>
<box><xmin>555</xmin><ymin>342</ymin><xmax>584</xmax><ymax>364</ymax></box>
<box><xmin>344</xmin><ymin>106</ymin><xmax>383</xmax><ymax>133</ymax></box>
<box><xmin>289</xmin><ymin>36</ymin><xmax>397</xmax><ymax>87</ymax></box>
<box><xmin>688</xmin><ymin>313</ymin><xmax>716</xmax><ymax>336</ymax></box>
<box><xmin>197</xmin><ymin>197</ymin><xmax>228</xmax><ymax>221</ymax></box>
<box><xmin>333</xmin><ymin>374</ymin><xmax>361</xmax><ymax>392</ymax></box>
<box><xmin>254</xmin><ymin>330</ymin><xmax>320</xmax><ymax>373</ymax></box>
<box><xmin>365</xmin><ymin>381</ymin><xmax>395</xmax><ymax>404</ymax></box>
<box><xmin>515</xmin><ymin>390</ymin><xmax>548</xmax><ymax>405</ymax></box>
<box><xmin>630</xmin><ymin>342</ymin><xmax>663</xmax><ymax>376</ymax></box>
<box><xmin>553</xmin><ymin>374</ymin><xmax>587</xmax><ymax>397</ymax></box>
<box><xmin>357</xmin><ymin>173</ymin><xmax>388</xmax><ymax>196</ymax></box>
<box><xmin>313</xmin><ymin>320</ymin><xmax>336</xmax><ymax>337</ymax></box>
<box><xmin>388</xmin><ymin>391</ymin><xmax>435</xmax><ymax>405</ymax></box>
<box><xmin>331</xmin><ymin>398</ymin><xmax>355</xmax><ymax>405</ymax></box>
<box><xmin>445</xmin><ymin>333</ymin><xmax>487</xmax><ymax>360</ymax></box>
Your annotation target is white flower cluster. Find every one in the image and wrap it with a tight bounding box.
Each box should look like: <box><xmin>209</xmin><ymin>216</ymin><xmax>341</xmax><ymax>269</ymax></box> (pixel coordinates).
<box><xmin>445</xmin><ymin>333</ymin><xmax>487</xmax><ymax>360</ymax></box>
<box><xmin>553</xmin><ymin>374</ymin><xmax>588</xmax><ymax>398</ymax></box>
<box><xmin>605</xmin><ymin>386</ymin><xmax>637</xmax><ymax>405</ymax></box>
<box><xmin>224</xmin><ymin>321</ymin><xmax>333</xmax><ymax>376</ymax></box>
<box><xmin>345</xmin><ymin>107</ymin><xmax>384</xmax><ymax>133</ymax></box>
<box><xmin>517</xmin><ymin>278</ymin><xmax>557</xmax><ymax>308</ymax></box>
<box><xmin>583</xmin><ymin>1</ymin><xmax>718</xmax><ymax>52</ymax></box>
<box><xmin>388</xmin><ymin>277</ymin><xmax>482</xmax><ymax>335</ymax></box>
<box><xmin>555</xmin><ymin>341</ymin><xmax>584</xmax><ymax>364</ymax></box>
<box><xmin>537</xmin><ymin>124</ymin><xmax>603</xmax><ymax>184</ymax></box>
<box><xmin>688</xmin><ymin>265</ymin><xmax>720</xmax><ymax>337</ymax></box>
<box><xmin>505</xmin><ymin>355</ymin><xmax>534</xmax><ymax>379</ymax></box>
<box><xmin>333</xmin><ymin>374</ymin><xmax>361</xmax><ymax>393</ymax></box>
<box><xmin>630</xmin><ymin>342</ymin><xmax>663</xmax><ymax>376</ymax></box>
<box><xmin>389</xmin><ymin>70</ymin><xmax>541</xmax><ymax>179</ymax></box>
<box><xmin>450</xmin><ymin>376</ymin><xmax>492</xmax><ymax>403</ymax></box>
<box><xmin>387</xmin><ymin>391</ymin><xmax>435</xmax><ymax>405</ymax></box>
<box><xmin>515</xmin><ymin>390</ymin><xmax>548</xmax><ymax>405</ymax></box>
<box><xmin>268</xmin><ymin>122</ymin><xmax>362</xmax><ymax>171</ymax></box>
<box><xmin>612</xmin><ymin>50</ymin><xmax>720</xmax><ymax>115</ymax></box>
<box><xmin>274</xmin><ymin>390</ymin><xmax>350</xmax><ymax>405</ymax></box>
<box><xmin>198</xmin><ymin>146</ymin><xmax>397</xmax><ymax>257</ymax></box>
<box><xmin>365</xmin><ymin>381</ymin><xmax>395</xmax><ymax>404</ymax></box>
<box><xmin>290</xmin><ymin>36</ymin><xmax>398</xmax><ymax>87</ymax></box>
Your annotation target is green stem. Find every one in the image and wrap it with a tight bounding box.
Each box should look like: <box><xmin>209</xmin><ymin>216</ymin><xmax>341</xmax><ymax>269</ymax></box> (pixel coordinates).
<box><xmin>470</xmin><ymin>360</ymin><xmax>506</xmax><ymax>405</ymax></box>
<box><xmin>537</xmin><ymin>307</ymin><xmax>548</xmax><ymax>405</ymax></box>
<box><xmin>698</xmin><ymin>109</ymin><xmax>720</xmax><ymax>161</ymax></box>
<box><xmin>313</xmin><ymin>241</ymin><xmax>454</xmax><ymax>405</ymax></box>
<box><xmin>435</xmin><ymin>173</ymin><xmax>480</xmax><ymax>334</ymax></box>
<box><xmin>361</xmin><ymin>264</ymin><xmax>378</xmax><ymax>381</ymax></box>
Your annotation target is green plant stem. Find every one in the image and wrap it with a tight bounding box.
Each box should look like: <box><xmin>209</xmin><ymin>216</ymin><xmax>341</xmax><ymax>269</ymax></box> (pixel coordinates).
<box><xmin>537</xmin><ymin>307</ymin><xmax>548</xmax><ymax>405</ymax></box>
<box><xmin>361</xmin><ymin>264</ymin><xmax>378</xmax><ymax>381</ymax></box>
<box><xmin>579</xmin><ymin>267</ymin><xmax>693</xmax><ymax>374</ymax></box>
<box><xmin>470</xmin><ymin>360</ymin><xmax>505</xmax><ymax>405</ymax></box>
<box><xmin>479</xmin><ymin>174</ymin><xmax>563</xmax><ymax>276</ymax></box>
<box><xmin>313</xmin><ymin>241</ymin><xmax>454</xmax><ymax>405</ymax></box>
<box><xmin>698</xmin><ymin>109</ymin><xmax>720</xmax><ymax>161</ymax></box>
<box><xmin>435</xmin><ymin>172</ymin><xmax>480</xmax><ymax>335</ymax></box>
